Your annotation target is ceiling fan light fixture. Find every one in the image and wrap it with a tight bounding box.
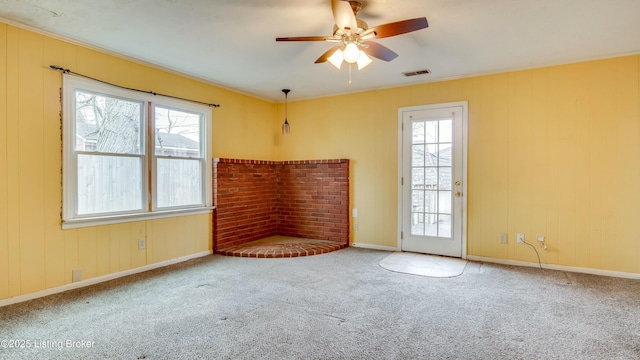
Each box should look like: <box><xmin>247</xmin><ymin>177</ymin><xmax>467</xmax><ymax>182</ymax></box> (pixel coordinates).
<box><xmin>356</xmin><ymin>50</ymin><xmax>372</xmax><ymax>70</ymax></box>
<box><xmin>327</xmin><ymin>49</ymin><xmax>344</xmax><ymax>69</ymax></box>
<box><xmin>276</xmin><ymin>2</ymin><xmax>429</xmax><ymax>80</ymax></box>
<box><xmin>343</xmin><ymin>42</ymin><xmax>360</xmax><ymax>63</ymax></box>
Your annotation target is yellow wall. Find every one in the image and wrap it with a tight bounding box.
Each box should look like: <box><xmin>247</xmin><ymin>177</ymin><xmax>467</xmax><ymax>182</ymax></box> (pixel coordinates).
<box><xmin>0</xmin><ymin>24</ymin><xmax>275</xmax><ymax>301</ymax></box>
<box><xmin>277</xmin><ymin>56</ymin><xmax>640</xmax><ymax>274</ymax></box>
<box><xmin>2</xmin><ymin>23</ymin><xmax>639</xmax><ymax>303</ymax></box>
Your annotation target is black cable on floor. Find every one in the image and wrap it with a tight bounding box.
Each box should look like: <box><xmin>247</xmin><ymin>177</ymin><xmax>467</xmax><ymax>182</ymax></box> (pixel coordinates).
<box><xmin>522</xmin><ymin>240</ymin><xmax>543</xmax><ymax>269</ymax></box>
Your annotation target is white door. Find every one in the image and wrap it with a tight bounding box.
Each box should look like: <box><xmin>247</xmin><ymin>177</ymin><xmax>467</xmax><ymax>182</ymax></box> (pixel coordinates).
<box><xmin>399</xmin><ymin>102</ymin><xmax>467</xmax><ymax>257</ymax></box>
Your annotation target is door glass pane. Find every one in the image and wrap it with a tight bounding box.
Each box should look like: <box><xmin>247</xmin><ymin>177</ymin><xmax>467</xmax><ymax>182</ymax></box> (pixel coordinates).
<box><xmin>425</xmin><ymin>121</ymin><xmax>438</xmax><ymax>143</ymax></box>
<box><xmin>157</xmin><ymin>158</ymin><xmax>202</xmax><ymax>208</ymax></box>
<box><xmin>438</xmin><ymin>215</ymin><xmax>452</xmax><ymax>238</ymax></box>
<box><xmin>412</xmin><ymin>213</ymin><xmax>424</xmax><ymax>236</ymax></box>
<box><xmin>412</xmin><ymin>190</ymin><xmax>424</xmax><ymax>212</ymax></box>
<box><xmin>439</xmin><ymin>191</ymin><xmax>452</xmax><ymax>213</ymax></box>
<box><xmin>438</xmin><ymin>144</ymin><xmax>452</xmax><ymax>166</ymax></box>
<box><xmin>412</xmin><ymin>145</ymin><xmax>425</xmax><ymax>166</ymax></box>
<box><xmin>424</xmin><ymin>191</ymin><xmax>437</xmax><ymax>213</ymax></box>
<box><xmin>412</xmin><ymin>122</ymin><xmax>425</xmax><ymax>143</ymax></box>
<box><xmin>425</xmin><ymin>167</ymin><xmax>437</xmax><ymax>189</ymax></box>
<box><xmin>425</xmin><ymin>144</ymin><xmax>438</xmax><ymax>166</ymax></box>
<box><xmin>412</xmin><ymin>168</ymin><xmax>425</xmax><ymax>189</ymax></box>
<box><xmin>425</xmin><ymin>213</ymin><xmax>437</xmax><ymax>236</ymax></box>
<box><xmin>439</xmin><ymin>167</ymin><xmax>452</xmax><ymax>190</ymax></box>
<box><xmin>439</xmin><ymin>119</ymin><xmax>452</xmax><ymax>143</ymax></box>
<box><xmin>409</xmin><ymin>118</ymin><xmax>454</xmax><ymax>238</ymax></box>
<box><xmin>77</xmin><ymin>154</ymin><xmax>143</xmax><ymax>215</ymax></box>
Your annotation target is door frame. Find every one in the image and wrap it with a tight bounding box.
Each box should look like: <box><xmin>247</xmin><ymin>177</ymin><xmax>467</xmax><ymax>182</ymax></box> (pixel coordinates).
<box><xmin>397</xmin><ymin>101</ymin><xmax>468</xmax><ymax>258</ymax></box>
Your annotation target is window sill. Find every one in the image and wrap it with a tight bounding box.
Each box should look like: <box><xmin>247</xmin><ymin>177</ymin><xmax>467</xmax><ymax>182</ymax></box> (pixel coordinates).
<box><xmin>62</xmin><ymin>207</ymin><xmax>215</xmax><ymax>230</ymax></box>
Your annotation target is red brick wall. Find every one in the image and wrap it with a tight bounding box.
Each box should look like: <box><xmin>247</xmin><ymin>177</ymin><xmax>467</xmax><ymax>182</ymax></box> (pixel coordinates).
<box><xmin>213</xmin><ymin>159</ymin><xmax>278</xmax><ymax>251</ymax></box>
<box><xmin>213</xmin><ymin>158</ymin><xmax>349</xmax><ymax>252</ymax></box>
<box><xmin>276</xmin><ymin>161</ymin><xmax>349</xmax><ymax>242</ymax></box>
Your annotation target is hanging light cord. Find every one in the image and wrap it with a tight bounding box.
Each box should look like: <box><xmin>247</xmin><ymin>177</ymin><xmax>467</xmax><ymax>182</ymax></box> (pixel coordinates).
<box><xmin>49</xmin><ymin>65</ymin><xmax>220</xmax><ymax>108</ymax></box>
<box><xmin>282</xmin><ymin>88</ymin><xmax>290</xmax><ymax>122</ymax></box>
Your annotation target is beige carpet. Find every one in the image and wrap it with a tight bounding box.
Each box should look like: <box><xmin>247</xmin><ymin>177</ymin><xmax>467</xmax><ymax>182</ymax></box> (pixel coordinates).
<box><xmin>2</xmin><ymin>247</ymin><xmax>640</xmax><ymax>359</ymax></box>
<box><xmin>379</xmin><ymin>251</ymin><xmax>468</xmax><ymax>277</ymax></box>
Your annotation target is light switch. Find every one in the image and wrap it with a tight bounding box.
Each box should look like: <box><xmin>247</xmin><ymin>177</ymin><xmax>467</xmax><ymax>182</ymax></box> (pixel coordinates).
<box><xmin>499</xmin><ymin>233</ymin><xmax>507</xmax><ymax>244</ymax></box>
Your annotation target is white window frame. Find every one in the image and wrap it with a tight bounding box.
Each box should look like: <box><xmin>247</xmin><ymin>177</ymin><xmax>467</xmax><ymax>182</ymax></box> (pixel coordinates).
<box><xmin>62</xmin><ymin>74</ymin><xmax>213</xmax><ymax>229</ymax></box>
<box><xmin>151</xmin><ymin>102</ymin><xmax>208</xmax><ymax>211</ymax></box>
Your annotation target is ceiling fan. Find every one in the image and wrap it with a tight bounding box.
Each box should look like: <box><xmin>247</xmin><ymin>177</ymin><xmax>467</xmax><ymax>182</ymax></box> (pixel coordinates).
<box><xmin>276</xmin><ymin>0</ymin><xmax>428</xmax><ymax>70</ymax></box>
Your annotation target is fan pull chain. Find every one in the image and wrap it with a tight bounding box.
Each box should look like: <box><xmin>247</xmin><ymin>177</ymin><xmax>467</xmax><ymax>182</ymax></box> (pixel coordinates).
<box><xmin>349</xmin><ymin>63</ymin><xmax>352</xmax><ymax>85</ymax></box>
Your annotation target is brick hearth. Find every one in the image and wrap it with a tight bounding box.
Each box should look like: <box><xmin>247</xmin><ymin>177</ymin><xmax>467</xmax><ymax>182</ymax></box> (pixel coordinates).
<box><xmin>217</xmin><ymin>236</ymin><xmax>347</xmax><ymax>258</ymax></box>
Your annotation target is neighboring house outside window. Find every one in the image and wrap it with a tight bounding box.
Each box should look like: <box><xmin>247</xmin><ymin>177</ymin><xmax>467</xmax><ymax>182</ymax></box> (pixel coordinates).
<box><xmin>62</xmin><ymin>74</ymin><xmax>212</xmax><ymax>229</ymax></box>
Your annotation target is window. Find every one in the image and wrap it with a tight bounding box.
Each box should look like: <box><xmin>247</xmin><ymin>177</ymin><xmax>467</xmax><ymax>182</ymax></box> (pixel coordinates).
<box><xmin>62</xmin><ymin>74</ymin><xmax>212</xmax><ymax>228</ymax></box>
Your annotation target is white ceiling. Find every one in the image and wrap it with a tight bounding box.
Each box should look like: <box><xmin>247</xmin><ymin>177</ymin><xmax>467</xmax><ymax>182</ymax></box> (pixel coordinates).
<box><xmin>1</xmin><ymin>0</ymin><xmax>639</xmax><ymax>102</ymax></box>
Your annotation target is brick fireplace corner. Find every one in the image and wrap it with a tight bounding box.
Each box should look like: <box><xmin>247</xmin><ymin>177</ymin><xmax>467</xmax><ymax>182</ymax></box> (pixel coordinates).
<box><xmin>213</xmin><ymin>158</ymin><xmax>349</xmax><ymax>253</ymax></box>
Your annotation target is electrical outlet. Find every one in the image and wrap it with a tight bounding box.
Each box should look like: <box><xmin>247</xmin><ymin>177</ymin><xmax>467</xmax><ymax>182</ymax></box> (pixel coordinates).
<box><xmin>537</xmin><ymin>236</ymin><xmax>547</xmax><ymax>250</ymax></box>
<box><xmin>517</xmin><ymin>233</ymin><xmax>525</xmax><ymax>243</ymax></box>
<box><xmin>499</xmin><ymin>233</ymin><xmax>507</xmax><ymax>244</ymax></box>
<box><xmin>72</xmin><ymin>269</ymin><xmax>82</xmax><ymax>282</ymax></box>
<box><xmin>354</xmin><ymin>222</ymin><xmax>359</xmax><ymax>231</ymax></box>
<box><xmin>138</xmin><ymin>238</ymin><xmax>146</xmax><ymax>250</ymax></box>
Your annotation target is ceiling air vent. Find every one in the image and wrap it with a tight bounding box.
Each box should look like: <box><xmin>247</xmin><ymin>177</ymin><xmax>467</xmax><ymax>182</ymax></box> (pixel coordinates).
<box><xmin>402</xmin><ymin>69</ymin><xmax>431</xmax><ymax>77</ymax></box>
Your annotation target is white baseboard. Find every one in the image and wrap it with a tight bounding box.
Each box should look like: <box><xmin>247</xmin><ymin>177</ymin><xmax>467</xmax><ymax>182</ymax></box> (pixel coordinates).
<box><xmin>351</xmin><ymin>243</ymin><xmax>398</xmax><ymax>252</ymax></box>
<box><xmin>0</xmin><ymin>251</ymin><xmax>212</xmax><ymax>308</ymax></box>
<box><xmin>467</xmin><ymin>255</ymin><xmax>640</xmax><ymax>280</ymax></box>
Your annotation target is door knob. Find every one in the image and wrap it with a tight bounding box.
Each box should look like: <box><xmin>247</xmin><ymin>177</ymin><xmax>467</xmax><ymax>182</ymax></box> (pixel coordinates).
<box><xmin>455</xmin><ymin>191</ymin><xmax>461</xmax><ymax>197</ymax></box>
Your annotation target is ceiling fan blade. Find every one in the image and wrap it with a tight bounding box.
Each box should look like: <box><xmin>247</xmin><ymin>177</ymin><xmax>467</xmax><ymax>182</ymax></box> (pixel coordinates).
<box><xmin>331</xmin><ymin>0</ymin><xmax>358</xmax><ymax>33</ymax></box>
<box><xmin>276</xmin><ymin>36</ymin><xmax>333</xmax><ymax>42</ymax></box>
<box><xmin>362</xmin><ymin>41</ymin><xmax>398</xmax><ymax>62</ymax></box>
<box><xmin>365</xmin><ymin>17</ymin><xmax>428</xmax><ymax>39</ymax></box>
<box><xmin>315</xmin><ymin>45</ymin><xmax>342</xmax><ymax>63</ymax></box>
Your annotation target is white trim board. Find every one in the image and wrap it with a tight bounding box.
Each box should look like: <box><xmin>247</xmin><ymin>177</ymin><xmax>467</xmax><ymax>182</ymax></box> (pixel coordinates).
<box><xmin>0</xmin><ymin>251</ymin><xmax>212</xmax><ymax>308</ymax></box>
<box><xmin>351</xmin><ymin>243</ymin><xmax>399</xmax><ymax>252</ymax></box>
<box><xmin>468</xmin><ymin>255</ymin><xmax>640</xmax><ymax>280</ymax></box>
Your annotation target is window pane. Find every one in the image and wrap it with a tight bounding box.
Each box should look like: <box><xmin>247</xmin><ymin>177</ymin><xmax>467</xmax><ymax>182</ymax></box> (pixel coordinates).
<box><xmin>155</xmin><ymin>107</ymin><xmax>202</xmax><ymax>157</ymax></box>
<box><xmin>157</xmin><ymin>158</ymin><xmax>202</xmax><ymax>208</ymax></box>
<box><xmin>75</xmin><ymin>90</ymin><xmax>142</xmax><ymax>154</ymax></box>
<box><xmin>77</xmin><ymin>154</ymin><xmax>143</xmax><ymax>215</ymax></box>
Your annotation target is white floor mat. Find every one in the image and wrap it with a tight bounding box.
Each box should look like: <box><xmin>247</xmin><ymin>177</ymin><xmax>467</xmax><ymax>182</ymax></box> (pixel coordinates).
<box><xmin>379</xmin><ymin>252</ymin><xmax>467</xmax><ymax>278</ymax></box>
